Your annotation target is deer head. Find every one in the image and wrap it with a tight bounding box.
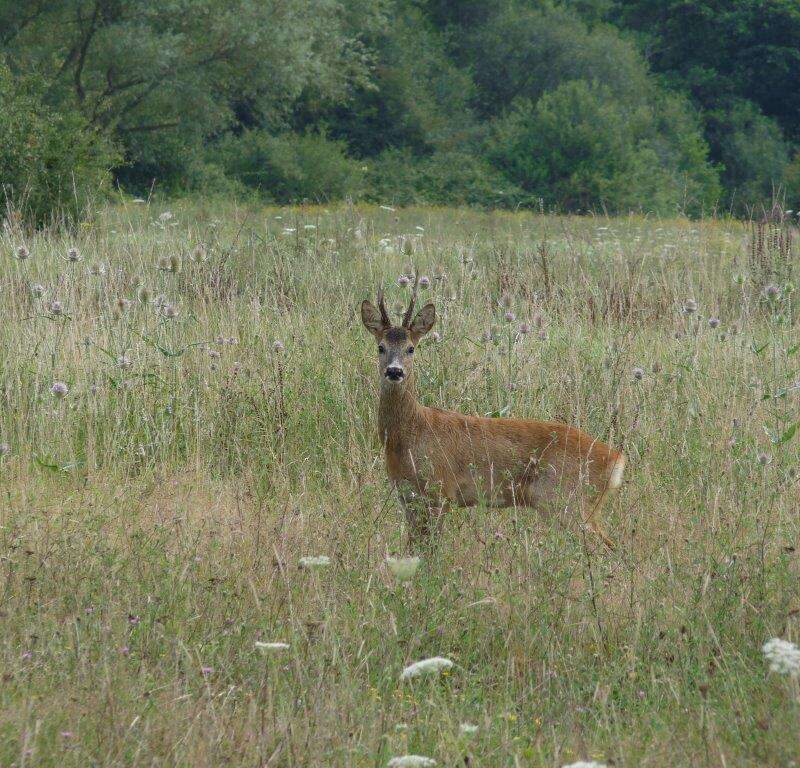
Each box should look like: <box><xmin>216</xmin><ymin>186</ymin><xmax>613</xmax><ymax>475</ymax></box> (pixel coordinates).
<box><xmin>361</xmin><ymin>275</ymin><xmax>436</xmax><ymax>385</ymax></box>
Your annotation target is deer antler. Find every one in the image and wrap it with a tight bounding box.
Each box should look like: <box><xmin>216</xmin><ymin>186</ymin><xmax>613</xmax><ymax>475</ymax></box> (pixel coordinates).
<box><xmin>377</xmin><ymin>286</ymin><xmax>391</xmax><ymax>327</ymax></box>
<box><xmin>402</xmin><ymin>271</ymin><xmax>419</xmax><ymax>328</ymax></box>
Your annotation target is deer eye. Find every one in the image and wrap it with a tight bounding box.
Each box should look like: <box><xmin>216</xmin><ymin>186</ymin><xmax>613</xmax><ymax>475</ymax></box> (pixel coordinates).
<box><xmin>407</xmin><ymin>346</ymin><xmax>414</xmax><ymax>354</ymax></box>
<box><xmin>378</xmin><ymin>344</ymin><xmax>386</xmax><ymax>355</ymax></box>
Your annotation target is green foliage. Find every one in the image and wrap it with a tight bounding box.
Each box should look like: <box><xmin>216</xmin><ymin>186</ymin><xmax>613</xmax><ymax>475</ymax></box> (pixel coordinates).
<box><xmin>365</xmin><ymin>149</ymin><xmax>526</xmax><ymax>207</ymax></box>
<box><xmin>488</xmin><ymin>81</ymin><xmax>719</xmax><ymax>215</ymax></box>
<box><xmin>0</xmin><ymin>63</ymin><xmax>118</xmax><ymax>227</ymax></box>
<box><xmin>707</xmin><ymin>100</ymin><xmax>792</xmax><ymax>214</ymax></box>
<box><xmin>214</xmin><ymin>131</ymin><xmax>362</xmax><ymax>203</ymax></box>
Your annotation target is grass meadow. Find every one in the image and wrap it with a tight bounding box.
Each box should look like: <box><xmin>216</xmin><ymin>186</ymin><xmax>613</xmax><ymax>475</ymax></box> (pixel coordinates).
<box><xmin>1</xmin><ymin>201</ymin><xmax>799</xmax><ymax>767</ymax></box>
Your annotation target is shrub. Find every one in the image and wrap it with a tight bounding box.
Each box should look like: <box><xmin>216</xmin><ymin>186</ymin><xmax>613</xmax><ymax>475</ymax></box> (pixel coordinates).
<box><xmin>487</xmin><ymin>81</ymin><xmax>719</xmax><ymax>215</ymax></box>
<box><xmin>213</xmin><ymin>131</ymin><xmax>361</xmax><ymax>203</ymax></box>
<box><xmin>0</xmin><ymin>63</ymin><xmax>118</xmax><ymax>227</ymax></box>
<box><xmin>365</xmin><ymin>148</ymin><xmax>527</xmax><ymax>208</ymax></box>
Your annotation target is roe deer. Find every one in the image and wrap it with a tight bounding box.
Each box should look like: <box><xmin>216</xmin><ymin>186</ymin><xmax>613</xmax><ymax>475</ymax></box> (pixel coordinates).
<box><xmin>361</xmin><ymin>277</ymin><xmax>625</xmax><ymax>549</ymax></box>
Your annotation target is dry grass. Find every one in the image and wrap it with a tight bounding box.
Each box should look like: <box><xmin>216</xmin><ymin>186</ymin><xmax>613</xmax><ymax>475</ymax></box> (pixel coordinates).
<box><xmin>1</xmin><ymin>201</ymin><xmax>799</xmax><ymax>766</ymax></box>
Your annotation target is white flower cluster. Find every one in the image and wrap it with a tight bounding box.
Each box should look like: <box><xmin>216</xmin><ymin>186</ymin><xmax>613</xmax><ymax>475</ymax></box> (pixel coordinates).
<box><xmin>387</xmin><ymin>756</ymin><xmax>436</xmax><ymax>767</ymax></box>
<box><xmin>762</xmin><ymin>637</ymin><xmax>800</xmax><ymax>675</ymax></box>
<box><xmin>298</xmin><ymin>555</ymin><xmax>331</xmax><ymax>569</ymax></box>
<box><xmin>400</xmin><ymin>656</ymin><xmax>453</xmax><ymax>680</ymax></box>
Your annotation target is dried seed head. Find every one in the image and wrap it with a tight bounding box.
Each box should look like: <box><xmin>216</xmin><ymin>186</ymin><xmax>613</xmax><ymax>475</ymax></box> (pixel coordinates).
<box><xmin>482</xmin><ymin>329</ymin><xmax>493</xmax><ymax>342</ymax></box>
<box><xmin>0</xmin><ymin>442</ymin><xmax>10</xmax><ymax>456</ymax></box>
<box><xmin>429</xmin><ymin>331</ymin><xmax>441</xmax><ymax>343</ymax></box>
<box><xmin>161</xmin><ymin>303</ymin><xmax>179</xmax><ymax>319</ymax></box>
<box><xmin>273</xmin><ymin>340</ymin><xmax>285</xmax><ymax>352</ymax></box>
<box><xmin>499</xmin><ymin>293</ymin><xmax>512</xmax><ymax>309</ymax></box>
<box><xmin>30</xmin><ymin>283</ymin><xmax>45</xmax><ymax>298</ymax></box>
<box><xmin>503</xmin><ymin>311</ymin><xmax>516</xmax><ymax>323</ymax></box>
<box><xmin>89</xmin><ymin>262</ymin><xmax>106</xmax><ymax>276</ymax></box>
<box><xmin>708</xmin><ymin>317</ymin><xmax>720</xmax><ymax>329</ymax></box>
<box><xmin>757</xmin><ymin>451</ymin><xmax>771</xmax><ymax>466</ymax></box>
<box><xmin>651</xmin><ymin>361</ymin><xmax>662</xmax><ymax>374</ymax></box>
<box><xmin>208</xmin><ymin>348</ymin><xmax>221</xmax><ymax>360</ymax></box>
<box><xmin>67</xmin><ymin>247</ymin><xmax>81</xmax><ymax>263</ymax></box>
<box><xmin>169</xmin><ymin>254</ymin><xmax>182</xmax><ymax>274</ymax></box>
<box><xmin>137</xmin><ymin>286</ymin><xmax>151</xmax><ymax>304</ymax></box>
<box><xmin>51</xmin><ymin>381</ymin><xmax>69</xmax><ymax>398</ymax></box>
<box><xmin>116</xmin><ymin>298</ymin><xmax>132</xmax><ymax>313</ymax></box>
<box><xmin>15</xmin><ymin>245</ymin><xmax>30</xmax><ymax>260</ymax></box>
<box><xmin>192</xmin><ymin>244</ymin><xmax>207</xmax><ymax>262</ymax></box>
<box><xmin>683</xmin><ymin>299</ymin><xmax>698</xmax><ymax>314</ymax></box>
<box><xmin>632</xmin><ymin>366</ymin><xmax>645</xmax><ymax>381</ymax></box>
<box><xmin>48</xmin><ymin>300</ymin><xmax>63</xmax><ymax>316</ymax></box>
<box><xmin>117</xmin><ymin>355</ymin><xmax>132</xmax><ymax>369</ymax></box>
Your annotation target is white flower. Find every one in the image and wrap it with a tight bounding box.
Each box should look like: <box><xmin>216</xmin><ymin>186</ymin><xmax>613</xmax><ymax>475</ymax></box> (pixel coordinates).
<box><xmin>158</xmin><ymin>211</ymin><xmax>173</xmax><ymax>222</ymax></box>
<box><xmin>299</xmin><ymin>555</ymin><xmax>331</xmax><ymax>569</ymax></box>
<box><xmin>459</xmin><ymin>723</ymin><xmax>478</xmax><ymax>736</ymax></box>
<box><xmin>400</xmin><ymin>656</ymin><xmax>454</xmax><ymax>680</ymax></box>
<box><xmin>561</xmin><ymin>763</ymin><xmax>607</xmax><ymax>768</ymax></box>
<box><xmin>387</xmin><ymin>556</ymin><xmax>421</xmax><ymax>582</ymax></box>
<box><xmin>255</xmin><ymin>641</ymin><xmax>290</xmax><ymax>652</ymax></box>
<box><xmin>762</xmin><ymin>637</ymin><xmax>800</xmax><ymax>675</ymax></box>
<box><xmin>388</xmin><ymin>756</ymin><xmax>436</xmax><ymax>768</ymax></box>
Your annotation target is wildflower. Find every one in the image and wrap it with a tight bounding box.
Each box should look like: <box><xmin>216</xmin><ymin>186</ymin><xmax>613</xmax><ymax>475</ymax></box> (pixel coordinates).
<box><xmin>400</xmin><ymin>656</ymin><xmax>454</xmax><ymax>680</ymax></box>
<box><xmin>30</xmin><ymin>283</ymin><xmax>45</xmax><ymax>298</ymax></box>
<box><xmin>158</xmin><ymin>211</ymin><xmax>173</xmax><ymax>222</ymax></box>
<box><xmin>48</xmin><ymin>300</ymin><xmax>63</xmax><ymax>316</ymax></box>
<box><xmin>16</xmin><ymin>245</ymin><xmax>30</xmax><ymax>260</ymax></box>
<box><xmin>708</xmin><ymin>317</ymin><xmax>720</xmax><ymax>329</ymax></box>
<box><xmin>459</xmin><ymin>723</ymin><xmax>479</xmax><ymax>736</ymax></box>
<box><xmin>561</xmin><ymin>763</ymin><xmax>607</xmax><ymax>768</ymax></box>
<box><xmin>388</xmin><ymin>756</ymin><xmax>436</xmax><ymax>768</ymax></box>
<box><xmin>60</xmin><ymin>731</ymin><xmax>74</xmax><ymax>739</ymax></box>
<box><xmin>67</xmin><ymin>247</ymin><xmax>81</xmax><ymax>263</ymax></box>
<box><xmin>387</xmin><ymin>556</ymin><xmax>421</xmax><ymax>582</ymax></box>
<box><xmin>429</xmin><ymin>331</ymin><xmax>441</xmax><ymax>343</ymax></box>
<box><xmin>518</xmin><ymin>322</ymin><xmax>531</xmax><ymax>335</ymax></box>
<box><xmin>397</xmin><ymin>275</ymin><xmax>411</xmax><ymax>288</ymax></box>
<box><xmin>763</xmin><ymin>283</ymin><xmax>781</xmax><ymax>300</ymax></box>
<box><xmin>120</xmin><ymin>646</ymin><xmax>130</xmax><ymax>656</ymax></box>
<box><xmin>117</xmin><ymin>355</ymin><xmax>132</xmax><ymax>369</ymax></box>
<box><xmin>419</xmin><ymin>276</ymin><xmax>430</xmax><ymax>288</ymax></box>
<box><xmin>503</xmin><ymin>311</ymin><xmax>516</xmax><ymax>323</ymax></box>
<box><xmin>273</xmin><ymin>340</ymin><xmax>285</xmax><ymax>353</ymax></box>
<box><xmin>51</xmin><ymin>381</ymin><xmax>69</xmax><ymax>398</ymax></box>
<box><xmin>631</xmin><ymin>367</ymin><xmax>644</xmax><ymax>381</ymax></box>
<box><xmin>299</xmin><ymin>555</ymin><xmax>331</xmax><ymax>569</ymax></box>
<box><xmin>757</xmin><ymin>452</ymin><xmax>771</xmax><ymax>466</ymax></box>
<box><xmin>161</xmin><ymin>303</ymin><xmax>179</xmax><ymax>319</ymax></box>
<box><xmin>482</xmin><ymin>330</ymin><xmax>493</xmax><ymax>343</ymax></box>
<box><xmin>200</xmin><ymin>666</ymin><xmax>214</xmax><ymax>676</ymax></box>
<box><xmin>683</xmin><ymin>299</ymin><xmax>698</xmax><ymax>314</ymax></box>
<box><xmin>208</xmin><ymin>348</ymin><xmax>221</xmax><ymax>361</ymax></box>
<box><xmin>0</xmin><ymin>443</ymin><xmax>10</xmax><ymax>456</ymax></box>
<box><xmin>762</xmin><ymin>638</ymin><xmax>800</xmax><ymax>675</ymax></box>
<box><xmin>255</xmin><ymin>641</ymin><xmax>290</xmax><ymax>652</ymax></box>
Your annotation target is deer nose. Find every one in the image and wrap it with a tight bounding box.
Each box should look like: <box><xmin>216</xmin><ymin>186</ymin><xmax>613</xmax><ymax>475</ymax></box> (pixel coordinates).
<box><xmin>385</xmin><ymin>366</ymin><xmax>405</xmax><ymax>381</ymax></box>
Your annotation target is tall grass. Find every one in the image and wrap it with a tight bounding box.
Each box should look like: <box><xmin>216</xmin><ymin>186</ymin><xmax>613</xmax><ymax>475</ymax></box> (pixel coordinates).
<box><xmin>1</xmin><ymin>201</ymin><xmax>798</xmax><ymax>766</ymax></box>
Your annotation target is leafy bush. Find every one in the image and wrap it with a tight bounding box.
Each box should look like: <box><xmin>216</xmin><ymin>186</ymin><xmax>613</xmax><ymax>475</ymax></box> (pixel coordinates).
<box><xmin>487</xmin><ymin>81</ymin><xmax>719</xmax><ymax>215</ymax></box>
<box><xmin>214</xmin><ymin>131</ymin><xmax>362</xmax><ymax>202</ymax></box>
<box><xmin>365</xmin><ymin>149</ymin><xmax>527</xmax><ymax>208</ymax></box>
<box><xmin>706</xmin><ymin>100</ymin><xmax>792</xmax><ymax>214</ymax></box>
<box><xmin>0</xmin><ymin>64</ymin><xmax>118</xmax><ymax>227</ymax></box>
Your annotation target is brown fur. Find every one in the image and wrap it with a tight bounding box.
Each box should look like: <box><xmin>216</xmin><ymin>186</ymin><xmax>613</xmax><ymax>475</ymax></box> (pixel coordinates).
<box><xmin>362</xmin><ymin>294</ymin><xmax>625</xmax><ymax>548</ymax></box>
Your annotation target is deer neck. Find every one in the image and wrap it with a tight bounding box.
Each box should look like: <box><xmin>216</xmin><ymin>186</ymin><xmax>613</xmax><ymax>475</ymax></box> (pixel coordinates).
<box><xmin>378</xmin><ymin>375</ymin><xmax>420</xmax><ymax>446</ymax></box>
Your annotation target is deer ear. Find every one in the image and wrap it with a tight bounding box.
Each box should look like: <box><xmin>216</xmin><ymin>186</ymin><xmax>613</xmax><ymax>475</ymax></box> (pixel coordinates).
<box><xmin>409</xmin><ymin>302</ymin><xmax>435</xmax><ymax>341</ymax></box>
<box><xmin>361</xmin><ymin>300</ymin><xmax>385</xmax><ymax>339</ymax></box>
